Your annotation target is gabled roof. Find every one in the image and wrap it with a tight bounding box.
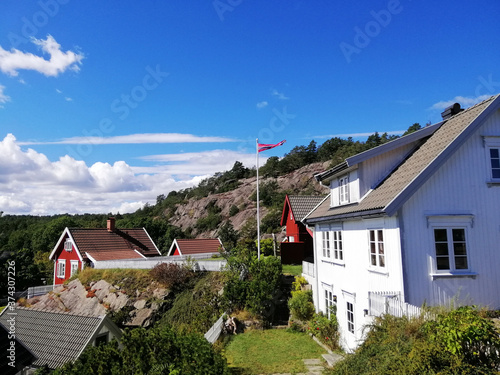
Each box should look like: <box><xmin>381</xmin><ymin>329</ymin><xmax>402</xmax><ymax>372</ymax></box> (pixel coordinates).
<box><xmin>49</xmin><ymin>227</ymin><xmax>161</xmax><ymax>262</ymax></box>
<box><xmin>0</xmin><ymin>307</ymin><xmax>122</xmax><ymax>369</ymax></box>
<box><xmin>0</xmin><ymin>321</ymin><xmax>36</xmax><ymax>374</ymax></box>
<box><xmin>280</xmin><ymin>195</ymin><xmax>328</xmax><ymax>225</ymax></box>
<box><xmin>167</xmin><ymin>238</ymin><xmax>223</xmax><ymax>256</ymax></box>
<box><xmin>306</xmin><ymin>94</ymin><xmax>500</xmax><ymax>223</ymax></box>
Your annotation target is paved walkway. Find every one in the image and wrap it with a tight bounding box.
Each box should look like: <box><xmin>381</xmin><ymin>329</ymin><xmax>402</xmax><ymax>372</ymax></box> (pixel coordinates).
<box><xmin>269</xmin><ymin>353</ymin><xmax>344</xmax><ymax>375</ymax></box>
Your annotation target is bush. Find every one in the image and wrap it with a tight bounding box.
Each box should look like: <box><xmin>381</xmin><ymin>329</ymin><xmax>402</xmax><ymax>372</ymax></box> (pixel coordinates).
<box><xmin>307</xmin><ymin>312</ymin><xmax>340</xmax><ymax>351</ymax></box>
<box><xmin>288</xmin><ymin>290</ymin><xmax>315</xmax><ymax>321</ymax></box>
<box><xmin>150</xmin><ymin>263</ymin><xmax>193</xmax><ymax>290</ymax></box>
<box><xmin>229</xmin><ymin>204</ymin><xmax>239</xmax><ymax>216</ymax></box>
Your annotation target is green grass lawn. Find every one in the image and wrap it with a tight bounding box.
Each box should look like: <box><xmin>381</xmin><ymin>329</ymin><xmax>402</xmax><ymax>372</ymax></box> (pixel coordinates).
<box><xmin>224</xmin><ymin>329</ymin><xmax>326</xmax><ymax>374</ymax></box>
<box><xmin>282</xmin><ymin>264</ymin><xmax>302</xmax><ymax>276</ymax></box>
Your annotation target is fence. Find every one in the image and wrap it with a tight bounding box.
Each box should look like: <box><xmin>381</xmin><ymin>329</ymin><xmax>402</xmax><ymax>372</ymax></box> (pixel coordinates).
<box><xmin>93</xmin><ymin>255</ymin><xmax>226</xmax><ymax>271</ymax></box>
<box><xmin>204</xmin><ymin>314</ymin><xmax>225</xmax><ymax>344</ymax></box>
<box><xmin>368</xmin><ymin>291</ymin><xmax>422</xmax><ymax>318</ymax></box>
<box><xmin>302</xmin><ymin>260</ymin><xmax>314</xmax><ymax>278</ymax></box>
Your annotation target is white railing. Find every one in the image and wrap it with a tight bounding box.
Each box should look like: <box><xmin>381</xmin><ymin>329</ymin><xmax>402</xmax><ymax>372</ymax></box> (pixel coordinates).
<box><xmin>204</xmin><ymin>314</ymin><xmax>225</xmax><ymax>344</ymax></box>
<box><xmin>368</xmin><ymin>291</ymin><xmax>422</xmax><ymax>318</ymax></box>
<box><xmin>302</xmin><ymin>260</ymin><xmax>314</xmax><ymax>277</ymax></box>
<box><xmin>27</xmin><ymin>285</ymin><xmax>56</xmax><ymax>298</ymax></box>
<box><xmin>93</xmin><ymin>255</ymin><xmax>226</xmax><ymax>271</ymax></box>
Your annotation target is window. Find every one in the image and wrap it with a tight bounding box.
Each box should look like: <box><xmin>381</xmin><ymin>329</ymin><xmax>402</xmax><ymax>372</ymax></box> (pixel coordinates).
<box><xmin>490</xmin><ymin>148</ymin><xmax>500</xmax><ymax>179</ymax></box>
<box><xmin>346</xmin><ymin>302</ymin><xmax>355</xmax><ymax>334</ymax></box>
<box><xmin>369</xmin><ymin>229</ymin><xmax>385</xmax><ymax>268</ymax></box>
<box><xmin>322</xmin><ymin>231</ymin><xmax>331</xmax><ymax>258</ymax></box>
<box><xmin>64</xmin><ymin>239</ymin><xmax>72</xmax><ymax>252</ymax></box>
<box><xmin>57</xmin><ymin>260</ymin><xmax>66</xmax><ymax>278</ymax></box>
<box><xmin>332</xmin><ymin>231</ymin><xmax>343</xmax><ymax>261</ymax></box>
<box><xmin>95</xmin><ymin>332</ymin><xmax>109</xmax><ymax>346</ymax></box>
<box><xmin>433</xmin><ymin>228</ymin><xmax>469</xmax><ymax>271</ymax></box>
<box><xmin>339</xmin><ymin>175</ymin><xmax>349</xmax><ymax>204</ymax></box>
<box><xmin>325</xmin><ymin>289</ymin><xmax>336</xmax><ymax>318</ymax></box>
<box><xmin>70</xmin><ymin>261</ymin><xmax>79</xmax><ymax>276</ymax></box>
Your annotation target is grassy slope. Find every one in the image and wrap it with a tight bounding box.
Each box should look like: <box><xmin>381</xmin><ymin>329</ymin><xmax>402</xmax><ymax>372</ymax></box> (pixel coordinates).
<box><xmin>225</xmin><ymin>329</ymin><xmax>326</xmax><ymax>374</ymax></box>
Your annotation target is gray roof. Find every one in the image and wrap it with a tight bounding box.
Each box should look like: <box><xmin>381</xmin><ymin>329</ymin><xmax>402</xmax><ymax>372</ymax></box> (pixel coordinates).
<box><xmin>307</xmin><ymin>95</ymin><xmax>500</xmax><ymax>223</ymax></box>
<box><xmin>0</xmin><ymin>322</ymin><xmax>36</xmax><ymax>375</ymax></box>
<box><xmin>287</xmin><ymin>195</ymin><xmax>328</xmax><ymax>221</ymax></box>
<box><xmin>0</xmin><ymin>307</ymin><xmax>117</xmax><ymax>369</ymax></box>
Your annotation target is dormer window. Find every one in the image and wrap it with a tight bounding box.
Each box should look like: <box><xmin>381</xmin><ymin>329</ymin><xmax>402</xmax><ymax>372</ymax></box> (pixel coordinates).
<box><xmin>339</xmin><ymin>175</ymin><xmax>350</xmax><ymax>204</ymax></box>
<box><xmin>64</xmin><ymin>239</ymin><xmax>72</xmax><ymax>252</ymax></box>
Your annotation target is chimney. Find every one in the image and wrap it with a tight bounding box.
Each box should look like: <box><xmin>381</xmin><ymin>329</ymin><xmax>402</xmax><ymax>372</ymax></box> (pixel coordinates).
<box><xmin>107</xmin><ymin>217</ymin><xmax>116</xmax><ymax>232</ymax></box>
<box><xmin>441</xmin><ymin>102</ymin><xmax>463</xmax><ymax>120</ymax></box>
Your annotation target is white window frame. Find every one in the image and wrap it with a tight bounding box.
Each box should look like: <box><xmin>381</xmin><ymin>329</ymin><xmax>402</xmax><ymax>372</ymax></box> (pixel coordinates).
<box><xmin>368</xmin><ymin>229</ymin><xmax>385</xmax><ymax>268</ymax></box>
<box><xmin>346</xmin><ymin>301</ymin><xmax>355</xmax><ymax>334</ymax></box>
<box><xmin>432</xmin><ymin>226</ymin><xmax>469</xmax><ymax>272</ymax></box>
<box><xmin>64</xmin><ymin>239</ymin><xmax>73</xmax><ymax>252</ymax></box>
<box><xmin>322</xmin><ymin>231</ymin><xmax>331</xmax><ymax>258</ymax></box>
<box><xmin>57</xmin><ymin>260</ymin><xmax>66</xmax><ymax>279</ymax></box>
<box><xmin>332</xmin><ymin>230</ymin><xmax>343</xmax><ymax>262</ymax></box>
<box><xmin>483</xmin><ymin>136</ymin><xmax>500</xmax><ymax>184</ymax></box>
<box><xmin>338</xmin><ymin>175</ymin><xmax>350</xmax><ymax>204</ymax></box>
<box><xmin>324</xmin><ymin>287</ymin><xmax>336</xmax><ymax>319</ymax></box>
<box><xmin>70</xmin><ymin>260</ymin><xmax>79</xmax><ymax>277</ymax></box>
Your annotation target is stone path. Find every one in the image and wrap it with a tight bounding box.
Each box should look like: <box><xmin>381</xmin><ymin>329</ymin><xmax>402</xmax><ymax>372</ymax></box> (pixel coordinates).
<box><xmin>269</xmin><ymin>353</ymin><xmax>344</xmax><ymax>375</ymax></box>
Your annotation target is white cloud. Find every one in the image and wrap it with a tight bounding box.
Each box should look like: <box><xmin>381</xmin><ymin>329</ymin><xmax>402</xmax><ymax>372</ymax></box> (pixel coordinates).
<box><xmin>56</xmin><ymin>89</ymin><xmax>62</xmax><ymax>94</ymax></box>
<box><xmin>0</xmin><ymin>35</ymin><xmax>84</xmax><ymax>77</ymax></box>
<box><xmin>271</xmin><ymin>89</ymin><xmax>289</xmax><ymax>100</ymax></box>
<box><xmin>19</xmin><ymin>133</ymin><xmax>239</xmax><ymax>145</ymax></box>
<box><xmin>0</xmin><ymin>134</ymin><xmax>259</xmax><ymax>215</ymax></box>
<box><xmin>0</xmin><ymin>85</ymin><xmax>10</xmax><ymax>107</ymax></box>
<box><xmin>429</xmin><ymin>95</ymin><xmax>491</xmax><ymax>111</ymax></box>
<box><xmin>256</xmin><ymin>101</ymin><xmax>268</xmax><ymax>109</ymax></box>
<box><xmin>65</xmin><ymin>97</ymin><xmax>73</xmax><ymax>102</ymax></box>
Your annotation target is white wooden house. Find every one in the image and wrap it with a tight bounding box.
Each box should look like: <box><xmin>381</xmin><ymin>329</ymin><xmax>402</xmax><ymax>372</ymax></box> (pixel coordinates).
<box><xmin>303</xmin><ymin>95</ymin><xmax>500</xmax><ymax>351</ymax></box>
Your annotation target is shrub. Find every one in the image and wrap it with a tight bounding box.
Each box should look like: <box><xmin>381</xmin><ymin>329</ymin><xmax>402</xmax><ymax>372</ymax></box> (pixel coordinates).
<box><xmin>307</xmin><ymin>311</ymin><xmax>340</xmax><ymax>351</ymax></box>
<box><xmin>288</xmin><ymin>290</ymin><xmax>315</xmax><ymax>321</ymax></box>
<box><xmin>229</xmin><ymin>204</ymin><xmax>239</xmax><ymax>216</ymax></box>
<box><xmin>292</xmin><ymin>275</ymin><xmax>307</xmax><ymax>291</ymax></box>
<box><xmin>150</xmin><ymin>263</ymin><xmax>193</xmax><ymax>290</ymax></box>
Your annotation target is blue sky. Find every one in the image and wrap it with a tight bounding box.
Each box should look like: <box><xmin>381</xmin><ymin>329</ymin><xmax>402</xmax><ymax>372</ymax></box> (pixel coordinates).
<box><xmin>0</xmin><ymin>0</ymin><xmax>499</xmax><ymax>215</ymax></box>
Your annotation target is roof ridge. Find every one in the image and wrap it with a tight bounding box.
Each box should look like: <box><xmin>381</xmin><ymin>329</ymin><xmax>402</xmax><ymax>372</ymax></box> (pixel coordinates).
<box><xmin>13</xmin><ymin>306</ymin><xmax>103</xmax><ymax>318</ymax></box>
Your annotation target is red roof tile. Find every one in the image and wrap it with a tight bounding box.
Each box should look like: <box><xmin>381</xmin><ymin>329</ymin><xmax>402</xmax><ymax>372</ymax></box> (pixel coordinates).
<box><xmin>170</xmin><ymin>238</ymin><xmax>222</xmax><ymax>256</ymax></box>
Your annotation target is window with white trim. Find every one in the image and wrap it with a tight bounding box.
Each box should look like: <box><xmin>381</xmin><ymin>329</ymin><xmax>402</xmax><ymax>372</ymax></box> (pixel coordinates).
<box><xmin>332</xmin><ymin>230</ymin><xmax>343</xmax><ymax>261</ymax></box>
<box><xmin>322</xmin><ymin>231</ymin><xmax>331</xmax><ymax>258</ymax></box>
<box><xmin>70</xmin><ymin>260</ymin><xmax>79</xmax><ymax>276</ymax></box>
<box><xmin>338</xmin><ymin>175</ymin><xmax>349</xmax><ymax>204</ymax></box>
<box><xmin>433</xmin><ymin>227</ymin><xmax>469</xmax><ymax>271</ymax></box>
<box><xmin>346</xmin><ymin>301</ymin><xmax>355</xmax><ymax>334</ymax></box>
<box><xmin>369</xmin><ymin>229</ymin><xmax>385</xmax><ymax>268</ymax></box>
<box><xmin>324</xmin><ymin>289</ymin><xmax>336</xmax><ymax>318</ymax></box>
<box><xmin>57</xmin><ymin>260</ymin><xmax>66</xmax><ymax>278</ymax></box>
<box><xmin>489</xmin><ymin>148</ymin><xmax>500</xmax><ymax>179</ymax></box>
<box><xmin>64</xmin><ymin>239</ymin><xmax>72</xmax><ymax>252</ymax></box>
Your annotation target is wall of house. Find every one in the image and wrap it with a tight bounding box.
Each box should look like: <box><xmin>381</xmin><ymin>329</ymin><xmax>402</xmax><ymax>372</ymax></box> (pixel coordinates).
<box><xmin>401</xmin><ymin>109</ymin><xmax>500</xmax><ymax>309</ymax></box>
<box><xmin>54</xmin><ymin>235</ymin><xmax>81</xmax><ymax>285</ymax></box>
<box><xmin>312</xmin><ymin>215</ymin><xmax>404</xmax><ymax>351</ymax></box>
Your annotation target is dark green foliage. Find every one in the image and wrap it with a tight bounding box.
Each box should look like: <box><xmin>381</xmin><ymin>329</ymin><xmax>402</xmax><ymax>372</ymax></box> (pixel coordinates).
<box><xmin>53</xmin><ymin>325</ymin><xmax>229</xmax><ymax>375</ymax></box>
<box><xmin>229</xmin><ymin>204</ymin><xmax>239</xmax><ymax>216</ymax></box>
<box><xmin>150</xmin><ymin>263</ymin><xmax>193</xmax><ymax>290</ymax></box>
<box><xmin>288</xmin><ymin>290</ymin><xmax>315</xmax><ymax>321</ymax></box>
<box><xmin>328</xmin><ymin>307</ymin><xmax>500</xmax><ymax>375</ymax></box>
<box><xmin>159</xmin><ymin>272</ymin><xmax>225</xmax><ymax>334</ymax></box>
<box><xmin>307</xmin><ymin>311</ymin><xmax>340</xmax><ymax>350</ymax></box>
<box><xmin>217</xmin><ymin>221</ymin><xmax>239</xmax><ymax>251</ymax></box>
<box><xmin>222</xmin><ymin>246</ymin><xmax>282</xmax><ymax>321</ymax></box>
<box><xmin>403</xmin><ymin>123</ymin><xmax>422</xmax><ymax>136</ymax></box>
<box><xmin>260</xmin><ymin>208</ymin><xmax>283</xmax><ymax>233</ymax></box>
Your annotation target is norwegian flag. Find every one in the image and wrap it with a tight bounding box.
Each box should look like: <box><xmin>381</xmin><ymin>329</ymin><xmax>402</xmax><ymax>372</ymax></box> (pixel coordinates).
<box><xmin>257</xmin><ymin>140</ymin><xmax>286</xmax><ymax>153</ymax></box>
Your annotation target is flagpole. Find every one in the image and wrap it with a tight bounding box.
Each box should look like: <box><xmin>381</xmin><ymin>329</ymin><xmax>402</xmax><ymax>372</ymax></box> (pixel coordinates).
<box><xmin>256</xmin><ymin>138</ymin><xmax>261</xmax><ymax>260</ymax></box>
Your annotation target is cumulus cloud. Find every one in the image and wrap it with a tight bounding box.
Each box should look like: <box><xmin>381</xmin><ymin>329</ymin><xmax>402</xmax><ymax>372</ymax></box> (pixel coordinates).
<box><xmin>0</xmin><ymin>134</ymin><xmax>258</xmax><ymax>215</ymax></box>
<box><xmin>19</xmin><ymin>133</ymin><xmax>238</xmax><ymax>146</ymax></box>
<box><xmin>256</xmin><ymin>101</ymin><xmax>268</xmax><ymax>109</ymax></box>
<box><xmin>0</xmin><ymin>85</ymin><xmax>10</xmax><ymax>107</ymax></box>
<box><xmin>430</xmin><ymin>95</ymin><xmax>491</xmax><ymax>111</ymax></box>
<box><xmin>0</xmin><ymin>35</ymin><xmax>84</xmax><ymax>77</ymax></box>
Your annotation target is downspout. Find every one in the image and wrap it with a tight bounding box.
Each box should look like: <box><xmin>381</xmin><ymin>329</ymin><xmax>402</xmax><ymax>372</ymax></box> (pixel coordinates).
<box><xmin>397</xmin><ymin>208</ymin><xmax>409</xmax><ymax>303</ymax></box>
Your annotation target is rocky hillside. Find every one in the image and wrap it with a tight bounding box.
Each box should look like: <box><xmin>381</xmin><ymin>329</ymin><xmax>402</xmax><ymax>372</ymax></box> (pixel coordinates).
<box><xmin>168</xmin><ymin>162</ymin><xmax>329</xmax><ymax>238</ymax></box>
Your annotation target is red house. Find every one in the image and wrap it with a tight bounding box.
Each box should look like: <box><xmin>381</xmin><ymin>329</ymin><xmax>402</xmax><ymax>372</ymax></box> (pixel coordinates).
<box><xmin>49</xmin><ymin>217</ymin><xmax>161</xmax><ymax>285</ymax></box>
<box><xmin>280</xmin><ymin>195</ymin><xmax>327</xmax><ymax>264</ymax></box>
<box><xmin>166</xmin><ymin>238</ymin><xmax>223</xmax><ymax>257</ymax></box>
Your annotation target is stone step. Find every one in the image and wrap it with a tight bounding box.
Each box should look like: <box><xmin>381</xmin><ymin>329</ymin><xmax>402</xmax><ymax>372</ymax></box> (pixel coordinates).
<box><xmin>322</xmin><ymin>353</ymin><xmax>344</xmax><ymax>367</ymax></box>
